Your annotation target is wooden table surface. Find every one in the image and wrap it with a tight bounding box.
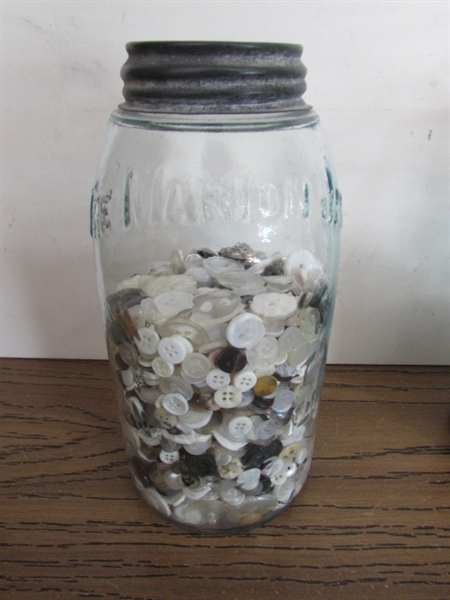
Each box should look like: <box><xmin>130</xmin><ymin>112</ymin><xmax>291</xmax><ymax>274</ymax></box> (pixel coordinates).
<box><xmin>1</xmin><ymin>359</ymin><xmax>449</xmax><ymax>600</ymax></box>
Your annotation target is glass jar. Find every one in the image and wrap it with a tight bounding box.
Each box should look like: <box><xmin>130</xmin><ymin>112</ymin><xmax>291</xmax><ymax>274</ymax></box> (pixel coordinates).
<box><xmin>91</xmin><ymin>41</ymin><xmax>342</xmax><ymax>533</ymax></box>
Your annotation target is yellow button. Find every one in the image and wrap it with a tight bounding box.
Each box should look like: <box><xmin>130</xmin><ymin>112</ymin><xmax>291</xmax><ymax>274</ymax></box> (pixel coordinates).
<box><xmin>253</xmin><ymin>375</ymin><xmax>278</xmax><ymax>397</ymax></box>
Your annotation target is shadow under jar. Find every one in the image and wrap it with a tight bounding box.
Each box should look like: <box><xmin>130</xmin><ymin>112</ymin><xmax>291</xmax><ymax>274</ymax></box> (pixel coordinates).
<box><xmin>91</xmin><ymin>41</ymin><xmax>342</xmax><ymax>533</ymax></box>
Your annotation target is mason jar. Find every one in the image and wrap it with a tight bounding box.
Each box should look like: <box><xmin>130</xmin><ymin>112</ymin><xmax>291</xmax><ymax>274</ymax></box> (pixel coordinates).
<box><xmin>91</xmin><ymin>41</ymin><xmax>342</xmax><ymax>533</ymax></box>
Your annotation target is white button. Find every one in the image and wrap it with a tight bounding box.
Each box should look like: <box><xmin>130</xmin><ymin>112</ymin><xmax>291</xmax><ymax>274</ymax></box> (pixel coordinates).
<box><xmin>185</xmin><ymin>266</ymin><xmax>211</xmax><ymax>285</ymax></box>
<box><xmin>217</xmin><ymin>457</ymin><xmax>244</xmax><ymax>479</ymax></box>
<box><xmin>220</xmin><ymin>486</ymin><xmax>245</xmax><ymax>507</ymax></box>
<box><xmin>184</xmin><ymin>481</ymin><xmax>213</xmax><ymax>500</ymax></box>
<box><xmin>154</xmin><ymin>406</ymin><xmax>178</xmax><ymax>427</ymax></box>
<box><xmin>217</xmin><ymin>271</ymin><xmax>266</xmax><ymax>296</ymax></box>
<box><xmin>255</xmin><ymin>419</ymin><xmax>277</xmax><ymax>441</ymax></box>
<box><xmin>226</xmin><ymin>415</ymin><xmax>253</xmax><ymax>437</ymax></box>
<box><xmin>214</xmin><ymin>385</ymin><xmax>242</xmax><ymax>409</ymax></box>
<box><xmin>262</xmin><ymin>457</ymin><xmax>285</xmax><ymax>478</ymax></box>
<box><xmin>182</xmin><ymin>353</ymin><xmax>211</xmax><ymax>383</ymax></box>
<box><xmin>178</xmin><ymin>408</ymin><xmax>213</xmax><ymax>429</ymax></box>
<box><xmin>236</xmin><ymin>468</ymin><xmax>261</xmax><ymax>491</ymax></box>
<box><xmin>274</xmin><ymin>478</ymin><xmax>295</xmax><ymax>503</ymax></box>
<box><xmin>183</xmin><ymin>438</ymin><xmax>212</xmax><ymax>455</ymax></box>
<box><xmin>278</xmin><ymin>326</ymin><xmax>304</xmax><ymax>354</ymax></box>
<box><xmin>260</xmin><ymin>318</ymin><xmax>286</xmax><ymax>337</ymax></box>
<box><xmin>270</xmin><ymin>469</ymin><xmax>288</xmax><ymax>486</ymax></box>
<box><xmin>280</xmin><ymin>442</ymin><xmax>301</xmax><ymax>461</ymax></box>
<box><xmin>139</xmin><ymin>297</ymin><xmax>166</xmax><ymax>326</ymax></box>
<box><xmin>252</xmin><ymin>336</ymin><xmax>279</xmax><ymax>362</ymax></box>
<box><xmin>214</xmin><ymin>429</ymin><xmax>248</xmax><ymax>451</ymax></box>
<box><xmin>159</xmin><ymin>449</ymin><xmax>180</xmax><ymax>464</ymax></box>
<box><xmin>284</xmin><ymin>249</ymin><xmax>324</xmax><ymax>284</ymax></box>
<box><xmin>161</xmin><ymin>393</ymin><xmax>189</xmax><ymax>416</ymax></box>
<box><xmin>140</xmin><ymin>273</ymin><xmax>197</xmax><ymax>297</ymax></box>
<box><xmin>135</xmin><ymin>325</ymin><xmax>160</xmax><ymax>357</ymax></box>
<box><xmin>192</xmin><ymin>290</ymin><xmax>242</xmax><ymax>326</ymax></box>
<box><xmin>151</xmin><ymin>356</ymin><xmax>174</xmax><ymax>378</ymax></box>
<box><xmin>157</xmin><ymin>335</ymin><xmax>193</xmax><ymax>364</ymax></box>
<box><xmin>203</xmin><ymin>256</ymin><xmax>245</xmax><ymax>279</ymax></box>
<box><xmin>285</xmin><ymin>462</ymin><xmax>298</xmax><ymax>478</ymax></box>
<box><xmin>183</xmin><ymin>253</ymin><xmax>204</xmax><ymax>270</ymax></box>
<box><xmin>160</xmin><ymin>375</ymin><xmax>194</xmax><ymax>400</ymax></box>
<box><xmin>206</xmin><ymin>368</ymin><xmax>231</xmax><ymax>390</ymax></box>
<box><xmin>153</xmin><ymin>291</ymin><xmax>194</xmax><ymax>319</ymax></box>
<box><xmin>233</xmin><ymin>369</ymin><xmax>257</xmax><ymax>392</ymax></box>
<box><xmin>120</xmin><ymin>368</ymin><xmax>134</xmax><ymax>388</ymax></box>
<box><xmin>157</xmin><ymin>318</ymin><xmax>209</xmax><ymax>349</ymax></box>
<box><xmin>226</xmin><ymin>313</ymin><xmax>265</xmax><ymax>349</ymax></box>
<box><xmin>250</xmin><ymin>292</ymin><xmax>297</xmax><ymax>320</ymax></box>
<box><xmin>272</xmin><ymin>388</ymin><xmax>295</xmax><ymax>413</ymax></box>
<box><xmin>238</xmin><ymin>389</ymin><xmax>255</xmax><ymax>407</ymax></box>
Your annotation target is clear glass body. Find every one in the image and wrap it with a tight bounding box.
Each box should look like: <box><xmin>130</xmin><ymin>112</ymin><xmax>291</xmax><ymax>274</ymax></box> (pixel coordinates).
<box><xmin>91</xmin><ymin>108</ymin><xmax>342</xmax><ymax>533</ymax></box>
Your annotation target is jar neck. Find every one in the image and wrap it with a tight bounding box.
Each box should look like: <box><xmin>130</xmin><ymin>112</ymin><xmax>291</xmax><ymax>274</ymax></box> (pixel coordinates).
<box><xmin>111</xmin><ymin>107</ymin><xmax>319</xmax><ymax>132</ymax></box>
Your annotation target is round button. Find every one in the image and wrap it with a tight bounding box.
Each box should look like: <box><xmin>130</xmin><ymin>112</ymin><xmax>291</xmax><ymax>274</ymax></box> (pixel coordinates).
<box><xmin>141</xmin><ymin>273</ymin><xmax>197</xmax><ymax>297</ymax></box>
<box><xmin>280</xmin><ymin>442</ymin><xmax>301</xmax><ymax>462</ymax></box>
<box><xmin>135</xmin><ymin>325</ymin><xmax>160</xmax><ymax>357</ymax></box>
<box><xmin>206</xmin><ymin>368</ymin><xmax>231</xmax><ymax>390</ymax></box>
<box><xmin>220</xmin><ymin>486</ymin><xmax>245</xmax><ymax>507</ymax></box>
<box><xmin>255</xmin><ymin>419</ymin><xmax>277</xmax><ymax>441</ymax></box>
<box><xmin>183</xmin><ymin>253</ymin><xmax>204</xmax><ymax>270</ymax></box>
<box><xmin>154</xmin><ymin>291</ymin><xmax>194</xmax><ymax>319</ymax></box>
<box><xmin>183</xmin><ymin>438</ymin><xmax>212</xmax><ymax>455</ymax></box>
<box><xmin>214</xmin><ymin>429</ymin><xmax>247</xmax><ymax>451</ymax></box>
<box><xmin>151</xmin><ymin>356</ymin><xmax>174</xmax><ymax>378</ymax></box>
<box><xmin>251</xmin><ymin>336</ymin><xmax>279</xmax><ymax>362</ymax></box>
<box><xmin>217</xmin><ymin>271</ymin><xmax>266</xmax><ymax>296</ymax></box>
<box><xmin>285</xmin><ymin>249</ymin><xmax>324</xmax><ymax>283</ymax></box>
<box><xmin>262</xmin><ymin>456</ymin><xmax>285</xmax><ymax>478</ymax></box>
<box><xmin>272</xmin><ymin>388</ymin><xmax>295</xmax><ymax>413</ymax></box>
<box><xmin>226</xmin><ymin>313</ymin><xmax>265</xmax><ymax>349</ymax></box>
<box><xmin>157</xmin><ymin>318</ymin><xmax>209</xmax><ymax>349</ymax></box>
<box><xmin>214</xmin><ymin>385</ymin><xmax>242</xmax><ymax>409</ymax></box>
<box><xmin>217</xmin><ymin>458</ymin><xmax>244</xmax><ymax>479</ymax></box>
<box><xmin>236</xmin><ymin>468</ymin><xmax>261</xmax><ymax>491</ymax></box>
<box><xmin>161</xmin><ymin>393</ymin><xmax>189</xmax><ymax>416</ymax></box>
<box><xmin>253</xmin><ymin>375</ymin><xmax>278</xmax><ymax>397</ymax></box>
<box><xmin>192</xmin><ymin>290</ymin><xmax>242</xmax><ymax>326</ymax></box>
<box><xmin>160</xmin><ymin>375</ymin><xmax>194</xmax><ymax>400</ymax></box>
<box><xmin>178</xmin><ymin>408</ymin><xmax>213</xmax><ymax>429</ymax></box>
<box><xmin>270</xmin><ymin>469</ymin><xmax>287</xmax><ymax>486</ymax></box>
<box><xmin>159</xmin><ymin>449</ymin><xmax>180</xmax><ymax>464</ymax></box>
<box><xmin>154</xmin><ymin>406</ymin><xmax>178</xmax><ymax>427</ymax></box>
<box><xmin>250</xmin><ymin>292</ymin><xmax>298</xmax><ymax>320</ymax></box>
<box><xmin>233</xmin><ymin>369</ymin><xmax>257</xmax><ymax>392</ymax></box>
<box><xmin>216</xmin><ymin>347</ymin><xmax>247</xmax><ymax>374</ymax></box>
<box><xmin>182</xmin><ymin>352</ymin><xmax>211</xmax><ymax>382</ymax></box>
<box><xmin>203</xmin><ymin>256</ymin><xmax>245</xmax><ymax>279</ymax></box>
<box><xmin>158</xmin><ymin>335</ymin><xmax>193</xmax><ymax>364</ymax></box>
<box><xmin>226</xmin><ymin>415</ymin><xmax>253</xmax><ymax>437</ymax></box>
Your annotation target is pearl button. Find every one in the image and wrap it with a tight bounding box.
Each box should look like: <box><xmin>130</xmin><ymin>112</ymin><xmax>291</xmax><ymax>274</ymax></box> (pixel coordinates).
<box><xmin>226</xmin><ymin>415</ymin><xmax>253</xmax><ymax>437</ymax></box>
<box><xmin>181</xmin><ymin>352</ymin><xmax>211</xmax><ymax>383</ymax></box>
<box><xmin>206</xmin><ymin>368</ymin><xmax>231</xmax><ymax>390</ymax></box>
<box><xmin>226</xmin><ymin>313</ymin><xmax>265</xmax><ymax>349</ymax></box>
<box><xmin>161</xmin><ymin>393</ymin><xmax>189</xmax><ymax>416</ymax></box>
<box><xmin>153</xmin><ymin>291</ymin><xmax>194</xmax><ymax>319</ymax></box>
<box><xmin>151</xmin><ymin>356</ymin><xmax>174</xmax><ymax>378</ymax></box>
<box><xmin>251</xmin><ymin>292</ymin><xmax>298</xmax><ymax>320</ymax></box>
<box><xmin>135</xmin><ymin>325</ymin><xmax>160</xmax><ymax>358</ymax></box>
<box><xmin>213</xmin><ymin>385</ymin><xmax>242</xmax><ymax>409</ymax></box>
<box><xmin>158</xmin><ymin>335</ymin><xmax>193</xmax><ymax>364</ymax></box>
<box><xmin>232</xmin><ymin>369</ymin><xmax>257</xmax><ymax>392</ymax></box>
<box><xmin>160</xmin><ymin>375</ymin><xmax>194</xmax><ymax>400</ymax></box>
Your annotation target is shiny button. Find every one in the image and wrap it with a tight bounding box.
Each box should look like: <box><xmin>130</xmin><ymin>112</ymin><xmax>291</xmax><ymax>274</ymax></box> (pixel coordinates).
<box><xmin>203</xmin><ymin>256</ymin><xmax>245</xmax><ymax>279</ymax></box>
<box><xmin>151</xmin><ymin>356</ymin><xmax>174</xmax><ymax>378</ymax></box>
<box><xmin>250</xmin><ymin>292</ymin><xmax>298</xmax><ymax>320</ymax></box>
<box><xmin>214</xmin><ymin>385</ymin><xmax>242</xmax><ymax>409</ymax></box>
<box><xmin>233</xmin><ymin>369</ymin><xmax>257</xmax><ymax>392</ymax></box>
<box><xmin>272</xmin><ymin>388</ymin><xmax>295</xmax><ymax>413</ymax></box>
<box><xmin>192</xmin><ymin>290</ymin><xmax>242</xmax><ymax>326</ymax></box>
<box><xmin>160</xmin><ymin>375</ymin><xmax>194</xmax><ymax>400</ymax></box>
<box><xmin>226</xmin><ymin>313</ymin><xmax>265</xmax><ymax>349</ymax></box>
<box><xmin>161</xmin><ymin>393</ymin><xmax>189</xmax><ymax>416</ymax></box>
<box><xmin>217</xmin><ymin>271</ymin><xmax>266</xmax><ymax>296</ymax></box>
<box><xmin>154</xmin><ymin>406</ymin><xmax>178</xmax><ymax>428</ymax></box>
<box><xmin>141</xmin><ymin>273</ymin><xmax>197</xmax><ymax>297</ymax></box>
<box><xmin>181</xmin><ymin>352</ymin><xmax>211</xmax><ymax>383</ymax></box>
<box><xmin>178</xmin><ymin>408</ymin><xmax>213</xmax><ymax>429</ymax></box>
<box><xmin>216</xmin><ymin>347</ymin><xmax>247</xmax><ymax>373</ymax></box>
<box><xmin>226</xmin><ymin>415</ymin><xmax>253</xmax><ymax>437</ymax></box>
<box><xmin>220</xmin><ymin>485</ymin><xmax>246</xmax><ymax>507</ymax></box>
<box><xmin>135</xmin><ymin>325</ymin><xmax>160</xmax><ymax>357</ymax></box>
<box><xmin>280</xmin><ymin>442</ymin><xmax>301</xmax><ymax>462</ymax></box>
<box><xmin>206</xmin><ymin>368</ymin><xmax>231</xmax><ymax>390</ymax></box>
<box><xmin>158</xmin><ymin>335</ymin><xmax>193</xmax><ymax>364</ymax></box>
<box><xmin>159</xmin><ymin>449</ymin><xmax>180</xmax><ymax>464</ymax></box>
<box><xmin>236</xmin><ymin>468</ymin><xmax>261</xmax><ymax>491</ymax></box>
<box><xmin>157</xmin><ymin>318</ymin><xmax>209</xmax><ymax>349</ymax></box>
<box><xmin>253</xmin><ymin>375</ymin><xmax>278</xmax><ymax>397</ymax></box>
<box><xmin>153</xmin><ymin>291</ymin><xmax>194</xmax><ymax>319</ymax></box>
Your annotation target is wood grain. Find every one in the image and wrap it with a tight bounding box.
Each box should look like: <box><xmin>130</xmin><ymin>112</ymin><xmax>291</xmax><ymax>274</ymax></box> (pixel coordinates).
<box><xmin>1</xmin><ymin>359</ymin><xmax>449</xmax><ymax>600</ymax></box>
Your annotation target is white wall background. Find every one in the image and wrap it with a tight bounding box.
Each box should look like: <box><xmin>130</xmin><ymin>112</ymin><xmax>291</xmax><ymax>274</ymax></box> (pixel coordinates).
<box><xmin>2</xmin><ymin>1</ymin><xmax>449</xmax><ymax>364</ymax></box>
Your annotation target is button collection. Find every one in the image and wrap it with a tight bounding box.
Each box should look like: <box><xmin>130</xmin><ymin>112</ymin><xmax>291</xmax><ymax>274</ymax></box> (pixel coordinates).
<box><xmin>107</xmin><ymin>243</ymin><xmax>328</xmax><ymax>531</ymax></box>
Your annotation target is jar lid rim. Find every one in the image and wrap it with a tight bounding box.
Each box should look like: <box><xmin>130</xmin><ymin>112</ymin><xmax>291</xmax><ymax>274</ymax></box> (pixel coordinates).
<box><xmin>120</xmin><ymin>40</ymin><xmax>309</xmax><ymax>114</ymax></box>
